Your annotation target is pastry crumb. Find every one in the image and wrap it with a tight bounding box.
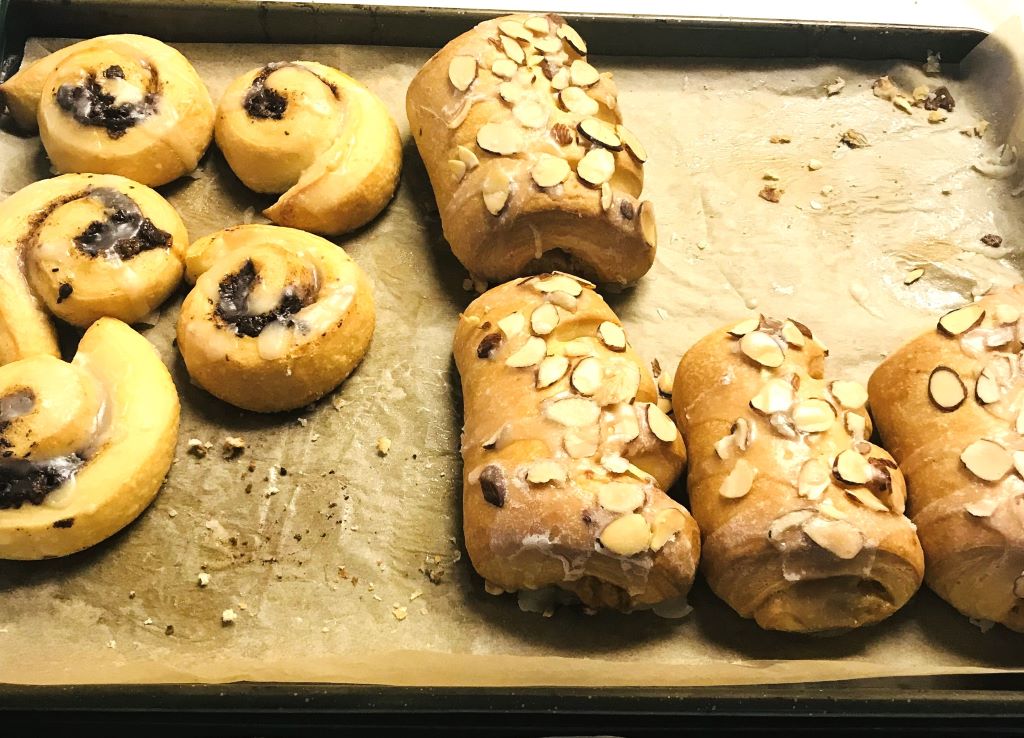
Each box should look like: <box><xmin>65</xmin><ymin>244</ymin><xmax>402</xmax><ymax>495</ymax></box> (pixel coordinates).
<box><xmin>840</xmin><ymin>129</ymin><xmax>869</xmax><ymax>148</ymax></box>
<box><xmin>981</xmin><ymin>234</ymin><xmax>1003</xmax><ymax>248</ymax></box>
<box><xmin>222</xmin><ymin>436</ymin><xmax>246</xmax><ymax>459</ymax></box>
<box><xmin>758</xmin><ymin>185</ymin><xmax>782</xmax><ymax>203</ymax></box>
<box><xmin>392</xmin><ymin>605</ymin><xmax>408</xmax><ymax>621</ymax></box>
<box><xmin>807</xmin><ymin>159</ymin><xmax>822</xmax><ymax>171</ymax></box>
<box><xmin>221</xmin><ymin>609</ymin><xmax>238</xmax><ymax>625</ymax></box>
<box><xmin>297</xmin><ymin>417</ymin><xmax>308</xmax><ymax>427</ymax></box>
<box><xmin>769</xmin><ymin>134</ymin><xmax>791</xmax><ymax>144</ymax></box>
<box><xmin>762</xmin><ymin>170</ymin><xmax>780</xmax><ymax>181</ymax></box>
<box><xmin>824</xmin><ymin>76</ymin><xmax>845</xmax><ymax>96</ymax></box>
<box><xmin>187</xmin><ymin>438</ymin><xmax>210</xmax><ymax>458</ymax></box>
<box><xmin>377</xmin><ymin>437</ymin><xmax>392</xmax><ymax>456</ymax></box>
<box><xmin>197</xmin><ymin>572</ymin><xmax>211</xmax><ymax>588</ymax></box>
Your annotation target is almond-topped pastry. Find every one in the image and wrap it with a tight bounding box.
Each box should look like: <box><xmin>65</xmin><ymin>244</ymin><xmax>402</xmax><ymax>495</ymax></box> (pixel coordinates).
<box><xmin>0</xmin><ymin>35</ymin><xmax>214</xmax><ymax>186</ymax></box>
<box><xmin>869</xmin><ymin>286</ymin><xmax>1024</xmax><ymax>632</ymax></box>
<box><xmin>407</xmin><ymin>14</ymin><xmax>657</xmax><ymax>286</ymax></box>
<box><xmin>453</xmin><ymin>274</ymin><xmax>700</xmax><ymax>613</ymax></box>
<box><xmin>673</xmin><ymin>316</ymin><xmax>924</xmax><ymax>633</ymax></box>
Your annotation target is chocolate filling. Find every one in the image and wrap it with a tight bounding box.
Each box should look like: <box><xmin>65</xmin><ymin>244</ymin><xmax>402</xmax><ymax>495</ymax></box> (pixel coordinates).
<box><xmin>0</xmin><ymin>455</ymin><xmax>85</xmax><ymax>509</ymax></box>
<box><xmin>243</xmin><ymin>62</ymin><xmax>339</xmax><ymax>120</ymax></box>
<box><xmin>216</xmin><ymin>259</ymin><xmax>309</xmax><ymax>338</ymax></box>
<box><xmin>55</xmin><ymin>64</ymin><xmax>159</xmax><ymax>139</ymax></box>
<box><xmin>72</xmin><ymin>187</ymin><xmax>171</xmax><ymax>261</ymax></box>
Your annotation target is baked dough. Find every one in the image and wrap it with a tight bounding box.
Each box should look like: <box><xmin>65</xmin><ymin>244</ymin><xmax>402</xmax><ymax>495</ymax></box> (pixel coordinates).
<box><xmin>869</xmin><ymin>287</ymin><xmax>1024</xmax><ymax>632</ymax></box>
<box><xmin>177</xmin><ymin>224</ymin><xmax>375</xmax><ymax>412</ymax></box>
<box><xmin>0</xmin><ymin>173</ymin><xmax>188</xmax><ymax>364</ymax></box>
<box><xmin>453</xmin><ymin>273</ymin><xmax>700</xmax><ymax>612</ymax></box>
<box><xmin>215</xmin><ymin>61</ymin><xmax>402</xmax><ymax>235</ymax></box>
<box><xmin>0</xmin><ymin>34</ymin><xmax>214</xmax><ymax>187</ymax></box>
<box><xmin>407</xmin><ymin>13</ymin><xmax>657</xmax><ymax>286</ymax></box>
<box><xmin>0</xmin><ymin>318</ymin><xmax>179</xmax><ymax>559</ymax></box>
<box><xmin>673</xmin><ymin>316</ymin><xmax>924</xmax><ymax>633</ymax></box>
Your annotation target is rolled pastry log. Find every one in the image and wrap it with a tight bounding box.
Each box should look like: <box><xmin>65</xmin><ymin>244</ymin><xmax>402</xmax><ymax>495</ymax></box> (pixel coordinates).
<box><xmin>0</xmin><ymin>173</ymin><xmax>188</xmax><ymax>365</ymax></box>
<box><xmin>869</xmin><ymin>287</ymin><xmax>1024</xmax><ymax>632</ymax></box>
<box><xmin>0</xmin><ymin>318</ymin><xmax>179</xmax><ymax>559</ymax></box>
<box><xmin>0</xmin><ymin>35</ymin><xmax>214</xmax><ymax>187</ymax></box>
<box><xmin>407</xmin><ymin>13</ymin><xmax>657</xmax><ymax>286</ymax></box>
<box><xmin>453</xmin><ymin>273</ymin><xmax>700</xmax><ymax>612</ymax></box>
<box><xmin>215</xmin><ymin>61</ymin><xmax>402</xmax><ymax>235</ymax></box>
<box><xmin>674</xmin><ymin>316</ymin><xmax>924</xmax><ymax>633</ymax></box>
<box><xmin>177</xmin><ymin>224</ymin><xmax>375</xmax><ymax>413</ymax></box>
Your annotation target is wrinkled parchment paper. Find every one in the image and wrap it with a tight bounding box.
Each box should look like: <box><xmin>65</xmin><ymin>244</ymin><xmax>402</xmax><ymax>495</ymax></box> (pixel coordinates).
<box><xmin>2</xmin><ymin>19</ymin><xmax>1024</xmax><ymax>687</ymax></box>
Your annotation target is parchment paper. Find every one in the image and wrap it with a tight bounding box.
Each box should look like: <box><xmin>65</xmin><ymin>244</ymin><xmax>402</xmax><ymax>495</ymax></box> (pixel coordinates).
<box><xmin>2</xmin><ymin>19</ymin><xmax>1024</xmax><ymax>687</ymax></box>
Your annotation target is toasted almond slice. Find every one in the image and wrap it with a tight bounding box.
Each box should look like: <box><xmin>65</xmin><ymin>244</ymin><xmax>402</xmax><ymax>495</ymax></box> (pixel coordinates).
<box><xmin>500</xmin><ymin>35</ymin><xmax>526</xmax><ymax>64</ymax></box>
<box><xmin>721</xmin><ymin>458</ymin><xmax>756</xmax><ymax>499</ymax></box>
<box><xmin>524</xmin><ymin>16</ymin><xmax>551</xmax><ymax>34</ymax></box>
<box><xmin>570</xmin><ymin>59</ymin><xmax>600</xmax><ymax>87</ymax></box>
<box><xmin>612</xmin><ymin>409</ymin><xmax>641</xmax><ymax>443</ymax></box>
<box><xmin>498</xmin><ymin>19</ymin><xmax>531</xmax><ymax>40</ymax></box>
<box><xmin>505</xmin><ymin>336</ymin><xmax>546</xmax><ymax>368</ymax></box>
<box><xmin>601</xmin><ymin>454</ymin><xmax>630</xmax><ymax>474</ymax></box>
<box><xmin>597</xmin><ymin>482</ymin><xmax>645</xmax><ymax>513</ymax></box>
<box><xmin>657</xmin><ymin>396</ymin><xmax>672</xmax><ymax>413</ymax></box>
<box><xmin>768</xmin><ymin>509</ymin><xmax>816</xmax><ymax>546</ymax></box>
<box><xmin>513</xmin><ymin>98</ymin><xmax>548</xmax><ymax>129</ymax></box>
<box><xmin>639</xmin><ymin>201</ymin><xmax>657</xmax><ymax>248</ymax></box>
<box><xmin>727</xmin><ymin>317</ymin><xmax>761</xmax><ymax>337</ymax></box>
<box><xmin>515</xmin><ymin>66</ymin><xmax>536</xmax><ymax>85</ymax></box>
<box><xmin>530</xmin><ymin>303</ymin><xmax>560</xmax><ymax>336</ymax></box>
<box><xmin>797</xmin><ymin>458</ymin><xmax>831</xmax><ymax>500</ymax></box>
<box><xmin>457</xmin><ymin>144</ymin><xmax>480</xmax><ymax>170</ymax></box>
<box><xmin>937</xmin><ymin>304</ymin><xmax>985</xmax><ymax>336</ymax></box>
<box><xmin>617</xmin><ymin>124</ymin><xmax>648</xmax><ymax>163</ymax></box>
<box><xmin>560</xmin><ymin>86</ymin><xmax>600</xmax><ymax>116</ymax></box>
<box><xmin>779</xmin><ymin>320</ymin><xmax>806</xmax><ymax>348</ymax></box>
<box><xmin>965</xmin><ymin>497</ymin><xmax>1000</xmax><ymax>517</ymax></box>
<box><xmin>904</xmin><ymin>268</ymin><xmax>925</xmax><ymax>285</ymax></box>
<box><xmin>477</xmin><ymin>121</ymin><xmax>523</xmax><ymax>155</ymax></box>
<box><xmin>563</xmin><ymin>430</ymin><xmax>599</xmax><ymax>458</ymax></box>
<box><xmin>498</xmin><ymin>81</ymin><xmax>523</xmax><ymax>104</ymax></box>
<box><xmin>532</xmin><ymin>35</ymin><xmax>562</xmax><ymax>54</ymax></box>
<box><xmin>802</xmin><ymin>517</ymin><xmax>864</xmax><ymax>560</ymax></box>
<box><xmin>975</xmin><ymin>369</ymin><xmax>1000</xmax><ymax>405</ymax></box>
<box><xmin>570</xmin><ymin>356</ymin><xmax>602</xmax><ymax>395</ymax></box>
<box><xmin>829</xmin><ymin>380</ymin><xmax>868</xmax><ymax>409</ymax></box>
<box><xmin>497</xmin><ymin>311</ymin><xmax>526</xmax><ymax>338</ymax></box>
<box><xmin>533</xmin><ymin>273</ymin><xmax>583</xmax><ymax>297</ymax></box>
<box><xmin>714</xmin><ymin>433</ymin><xmax>736</xmax><ymax>460</ymax></box>
<box><xmin>545</xmin><ymin>397</ymin><xmax>600</xmax><ymax>426</ymax></box>
<box><xmin>480</xmin><ymin>424</ymin><xmax>508</xmax><ymax>449</ymax></box>
<box><xmin>536</xmin><ymin>355</ymin><xmax>570</xmax><ymax>388</ymax></box>
<box><xmin>448</xmin><ymin>56</ymin><xmax>477</xmax><ymax>91</ymax></box>
<box><xmin>739</xmin><ymin>331</ymin><xmax>785</xmax><ymax>368</ymax></box>
<box><xmin>482</xmin><ymin>169</ymin><xmax>511</xmax><ymax>216</ymax></box>
<box><xmin>563</xmin><ymin>338</ymin><xmax>593</xmax><ymax>357</ymax></box>
<box><xmin>577</xmin><ymin>117</ymin><xmax>622</xmax><ymax>149</ymax></box>
<box><xmin>557</xmin><ymin>23</ymin><xmax>588</xmax><ymax>55</ymax></box>
<box><xmin>600</xmin><ymin>182</ymin><xmax>613</xmax><ymax>210</ymax></box>
<box><xmin>928</xmin><ymin>366</ymin><xmax>967</xmax><ymax>411</ymax></box>
<box><xmin>448</xmin><ymin>159</ymin><xmax>467</xmax><ymax>182</ymax></box>
<box><xmin>599</xmin><ymin>513</ymin><xmax>651</xmax><ymax>556</ymax></box>
<box><xmin>650</xmin><ymin>508</ymin><xmax>688</xmax><ymax>551</ymax></box>
<box><xmin>961</xmin><ymin>438</ymin><xmax>1013</xmax><ymax>481</ymax></box>
<box><xmin>647</xmin><ymin>404</ymin><xmax>678</xmax><ymax>442</ymax></box>
<box><xmin>846</xmin><ymin>486</ymin><xmax>889</xmax><ymax>512</ymax></box>
<box><xmin>792</xmin><ymin>399</ymin><xmax>836</xmax><ymax>433</ymax></box>
<box><xmin>491</xmin><ymin>57</ymin><xmax>518</xmax><ymax>79</ymax></box>
<box><xmin>595</xmin><ymin>362</ymin><xmax>642</xmax><ymax>406</ymax></box>
<box><xmin>994</xmin><ymin>304</ymin><xmax>1021</xmax><ymax>324</ymax></box>
<box><xmin>657</xmin><ymin>368</ymin><xmax>674</xmax><ymax>396</ymax></box>
<box><xmin>817</xmin><ymin>498</ymin><xmax>846</xmax><ymax>520</ymax></box>
<box><xmin>845</xmin><ymin>411</ymin><xmax>867</xmax><ymax>442</ymax></box>
<box><xmin>598</xmin><ymin>321</ymin><xmax>627</xmax><ymax>351</ymax></box>
<box><xmin>577</xmin><ymin>148</ymin><xmax>615</xmax><ymax>187</ymax></box>
<box><xmin>770</xmin><ymin>413</ymin><xmax>798</xmax><ymax>439</ymax></box>
<box><xmin>833</xmin><ymin>448</ymin><xmax>873</xmax><ymax>485</ymax></box>
<box><xmin>750</xmin><ymin>378</ymin><xmax>795</xmax><ymax>415</ymax></box>
<box><xmin>550</xmin><ymin>67</ymin><xmax>571</xmax><ymax>90</ymax></box>
<box><xmin>531</xmin><ymin>154</ymin><xmax>571</xmax><ymax>188</ymax></box>
<box><xmin>545</xmin><ymin>290</ymin><xmax>577</xmax><ymax>312</ymax></box>
<box><xmin>526</xmin><ymin>460</ymin><xmax>567</xmax><ymax>484</ymax></box>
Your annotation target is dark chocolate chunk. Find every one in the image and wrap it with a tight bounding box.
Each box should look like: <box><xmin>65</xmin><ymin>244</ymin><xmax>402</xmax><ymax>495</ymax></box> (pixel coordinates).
<box><xmin>243</xmin><ymin>62</ymin><xmax>338</xmax><ymax>121</ymax></box>
<box><xmin>215</xmin><ymin>260</ymin><xmax>309</xmax><ymax>338</ymax></box>
<box><xmin>55</xmin><ymin>68</ymin><xmax>158</xmax><ymax>139</ymax></box>
<box><xmin>57</xmin><ymin>283</ymin><xmax>73</xmax><ymax>303</ymax></box>
<box><xmin>477</xmin><ymin>332</ymin><xmax>503</xmax><ymax>359</ymax></box>
<box><xmin>72</xmin><ymin>187</ymin><xmax>172</xmax><ymax>261</ymax></box>
<box><xmin>981</xmin><ymin>234</ymin><xmax>1003</xmax><ymax>248</ymax></box>
<box><xmin>52</xmin><ymin>517</ymin><xmax>75</xmax><ymax>529</ymax></box>
<box><xmin>103</xmin><ymin>65</ymin><xmax>125</xmax><ymax>80</ymax></box>
<box><xmin>619</xmin><ymin>200</ymin><xmax>635</xmax><ymax>220</ymax></box>
<box><xmin>478</xmin><ymin>464</ymin><xmax>507</xmax><ymax>508</ymax></box>
<box><xmin>924</xmin><ymin>86</ymin><xmax>955</xmax><ymax>112</ymax></box>
<box><xmin>0</xmin><ymin>454</ymin><xmax>84</xmax><ymax>509</ymax></box>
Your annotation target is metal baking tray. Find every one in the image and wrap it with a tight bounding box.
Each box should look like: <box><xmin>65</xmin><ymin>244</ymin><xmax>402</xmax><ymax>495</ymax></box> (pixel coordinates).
<box><xmin>1</xmin><ymin>0</ymin><xmax>1022</xmax><ymax>732</ymax></box>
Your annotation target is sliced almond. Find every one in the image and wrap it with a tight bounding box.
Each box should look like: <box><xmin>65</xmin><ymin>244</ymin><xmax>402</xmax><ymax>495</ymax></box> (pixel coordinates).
<box><xmin>928</xmin><ymin>365</ymin><xmax>967</xmax><ymax>411</ymax></box>
<box><xmin>732</xmin><ymin>417</ymin><xmax>753</xmax><ymax>451</ymax></box>
<box><xmin>545</xmin><ymin>397</ymin><xmax>600</xmax><ymax>426</ymax></box>
<box><xmin>448</xmin><ymin>159</ymin><xmax>467</xmax><ymax>182</ymax></box>
<box><xmin>617</xmin><ymin>125</ymin><xmax>648</xmax><ymax>163</ymax></box>
<box><xmin>498</xmin><ymin>81</ymin><xmax>523</xmax><ymax>104</ymax></box>
<box><xmin>448</xmin><ymin>56</ymin><xmax>477</xmax><ymax>91</ymax></box>
<box><xmin>500</xmin><ymin>35</ymin><xmax>526</xmax><ymax>64</ymax></box>
<box><xmin>563</xmin><ymin>430</ymin><xmax>598</xmax><ymax>458</ymax></box>
<box><xmin>739</xmin><ymin>331</ymin><xmax>785</xmax><ymax>368</ymax></box>
<box><xmin>491</xmin><ymin>57</ymin><xmax>518</xmax><ymax>79</ymax></box>
<box><xmin>965</xmin><ymin>497</ymin><xmax>1000</xmax><ymax>517</ymax></box>
<box><xmin>817</xmin><ymin>498</ymin><xmax>846</xmax><ymax>520</ymax></box>
<box><xmin>513</xmin><ymin>98</ymin><xmax>548</xmax><ymax>129</ymax></box>
<box><xmin>904</xmin><ymin>268</ymin><xmax>925</xmax><ymax>285</ymax></box>
<box><xmin>656</xmin><ymin>396</ymin><xmax>672</xmax><ymax>414</ymax></box>
<box><xmin>937</xmin><ymin>304</ymin><xmax>985</xmax><ymax>336</ymax></box>
<box><xmin>597</xmin><ymin>482</ymin><xmax>645</xmax><ymax>513</ymax></box>
<box><xmin>846</xmin><ymin>486</ymin><xmax>889</xmax><ymax>512</ymax></box>
<box><xmin>497</xmin><ymin>311</ymin><xmax>526</xmax><ymax>338</ymax></box>
<box><xmin>531</xmin><ymin>154</ymin><xmax>571</xmax><ymax>188</ymax></box>
<box><xmin>577</xmin><ymin>117</ymin><xmax>622</xmax><ymax>149</ymax></box>
<box><xmin>557</xmin><ymin>24</ymin><xmax>588</xmax><ymax>55</ymax></box>
<box><xmin>650</xmin><ymin>508</ymin><xmax>688</xmax><ymax>552</ymax></box>
<box><xmin>657</xmin><ymin>368</ymin><xmax>673</xmax><ymax>396</ymax></box>
<box><xmin>562</xmin><ymin>338</ymin><xmax>593</xmax><ymax>357</ymax></box>
<box><xmin>569</xmin><ymin>59</ymin><xmax>600</xmax><ymax>87</ymax></box>
<box><xmin>545</xmin><ymin>290</ymin><xmax>577</xmax><ymax>312</ymax></box>
<box><xmin>611</xmin><ymin>409</ymin><xmax>641</xmax><ymax>443</ymax></box>
<box><xmin>780</xmin><ymin>321</ymin><xmax>806</xmax><ymax>348</ymax></box>
<box><xmin>600</xmin><ymin>182</ymin><xmax>612</xmax><ymax>210</ymax></box>
<box><xmin>833</xmin><ymin>448</ymin><xmax>873</xmax><ymax>486</ymax></box>
<box><xmin>829</xmin><ymin>380</ymin><xmax>868</xmax><ymax>409</ymax></box>
<box><xmin>457</xmin><ymin>144</ymin><xmax>480</xmax><ymax>170</ymax></box>
<box><xmin>647</xmin><ymin>404</ymin><xmax>678</xmax><ymax>442</ymax></box>
<box><xmin>792</xmin><ymin>399</ymin><xmax>836</xmax><ymax>433</ymax></box>
<box><xmin>770</xmin><ymin>413</ymin><xmax>798</xmax><ymax>439</ymax></box>
<box><xmin>536</xmin><ymin>355</ymin><xmax>570</xmax><ymax>389</ymax></box>
<box><xmin>577</xmin><ymin>148</ymin><xmax>615</xmax><ymax>187</ymax></box>
<box><xmin>570</xmin><ymin>356</ymin><xmax>603</xmax><ymax>395</ymax></box>
<box><xmin>533</xmin><ymin>273</ymin><xmax>583</xmax><ymax>297</ymax></box>
<box><xmin>481</xmin><ymin>424</ymin><xmax>508</xmax><ymax>449</ymax></box>
<box><xmin>550</xmin><ymin>67</ymin><xmax>571</xmax><ymax>90</ymax></box>
<box><xmin>975</xmin><ymin>369</ymin><xmax>1001</xmax><ymax>405</ymax></box>
<box><xmin>560</xmin><ymin>86</ymin><xmax>600</xmax><ymax>116</ymax></box>
<box><xmin>594</xmin><ymin>362</ymin><xmax>641</xmax><ymax>406</ymax></box>
<box><xmin>961</xmin><ymin>438</ymin><xmax>1013</xmax><ymax>481</ymax></box>
<box><xmin>727</xmin><ymin>317</ymin><xmax>760</xmax><ymax>337</ymax></box>
<box><xmin>750</xmin><ymin>378</ymin><xmax>795</xmax><ymax>415</ymax></box>
<box><xmin>845</xmin><ymin>411</ymin><xmax>867</xmax><ymax>442</ymax></box>
<box><xmin>600</xmin><ymin>455</ymin><xmax>629</xmax><ymax>475</ymax></box>
<box><xmin>526</xmin><ymin>460</ymin><xmax>567</xmax><ymax>484</ymax></box>
<box><xmin>598</xmin><ymin>321</ymin><xmax>627</xmax><ymax>351</ymax></box>
<box><xmin>524</xmin><ymin>16</ymin><xmax>551</xmax><ymax>34</ymax></box>
<box><xmin>532</xmin><ymin>35</ymin><xmax>562</xmax><ymax>54</ymax></box>
<box><xmin>530</xmin><ymin>303</ymin><xmax>560</xmax><ymax>335</ymax></box>
<box><xmin>797</xmin><ymin>458</ymin><xmax>831</xmax><ymax>500</ymax></box>
<box><xmin>498</xmin><ymin>20</ymin><xmax>531</xmax><ymax>41</ymax></box>
<box><xmin>482</xmin><ymin>169</ymin><xmax>511</xmax><ymax>216</ymax></box>
<box><xmin>477</xmin><ymin>121</ymin><xmax>523</xmax><ymax>155</ymax></box>
<box><xmin>721</xmin><ymin>458</ymin><xmax>756</xmax><ymax>499</ymax></box>
<box><xmin>802</xmin><ymin>517</ymin><xmax>864</xmax><ymax>560</ymax></box>
<box><xmin>505</xmin><ymin>336</ymin><xmax>546</xmax><ymax>368</ymax></box>
<box><xmin>767</xmin><ymin>509</ymin><xmax>815</xmax><ymax>548</ymax></box>
<box><xmin>639</xmin><ymin>201</ymin><xmax>657</xmax><ymax>248</ymax></box>
<box><xmin>599</xmin><ymin>513</ymin><xmax>651</xmax><ymax>556</ymax></box>
<box><xmin>994</xmin><ymin>304</ymin><xmax>1020</xmax><ymax>324</ymax></box>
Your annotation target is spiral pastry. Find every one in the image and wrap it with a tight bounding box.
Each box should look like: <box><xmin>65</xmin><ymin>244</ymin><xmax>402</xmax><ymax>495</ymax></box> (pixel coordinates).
<box><xmin>177</xmin><ymin>224</ymin><xmax>375</xmax><ymax>412</ymax></box>
<box><xmin>0</xmin><ymin>35</ymin><xmax>214</xmax><ymax>187</ymax></box>
<box><xmin>0</xmin><ymin>174</ymin><xmax>188</xmax><ymax>364</ymax></box>
<box><xmin>0</xmin><ymin>318</ymin><xmax>179</xmax><ymax>559</ymax></box>
<box><xmin>215</xmin><ymin>61</ymin><xmax>402</xmax><ymax>236</ymax></box>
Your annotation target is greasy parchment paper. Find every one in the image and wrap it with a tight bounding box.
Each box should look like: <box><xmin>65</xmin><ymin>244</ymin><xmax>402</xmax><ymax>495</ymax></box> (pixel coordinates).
<box><xmin>2</xmin><ymin>18</ymin><xmax>1024</xmax><ymax>688</ymax></box>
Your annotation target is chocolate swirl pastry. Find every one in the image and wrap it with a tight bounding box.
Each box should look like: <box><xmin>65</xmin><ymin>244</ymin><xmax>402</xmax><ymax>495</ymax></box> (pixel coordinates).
<box><xmin>0</xmin><ymin>318</ymin><xmax>179</xmax><ymax>559</ymax></box>
<box><xmin>177</xmin><ymin>224</ymin><xmax>375</xmax><ymax>413</ymax></box>
<box><xmin>0</xmin><ymin>34</ymin><xmax>214</xmax><ymax>187</ymax></box>
<box><xmin>0</xmin><ymin>174</ymin><xmax>187</xmax><ymax>366</ymax></box>
<box><xmin>214</xmin><ymin>61</ymin><xmax>402</xmax><ymax>236</ymax></box>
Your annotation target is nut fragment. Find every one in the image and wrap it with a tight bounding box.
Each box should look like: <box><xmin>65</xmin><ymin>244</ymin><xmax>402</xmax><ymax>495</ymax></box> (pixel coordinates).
<box><xmin>457</xmin><ymin>144</ymin><xmax>480</xmax><ymax>170</ymax></box>
<box><xmin>758</xmin><ymin>185</ymin><xmax>782</xmax><ymax>203</ymax></box>
<box><xmin>639</xmin><ymin>201</ymin><xmax>657</xmax><ymax>249</ymax></box>
<box><xmin>560</xmin><ymin>86</ymin><xmax>600</xmax><ymax>116</ymax></box>
<box><xmin>792</xmin><ymin>399</ymin><xmax>836</xmax><ymax>433</ymax></box>
<box><xmin>975</xmin><ymin>369</ymin><xmax>1000</xmax><ymax>405</ymax></box>
<box><xmin>577</xmin><ymin>117</ymin><xmax>622</xmax><ymax>149</ymax></box>
<box><xmin>577</xmin><ymin>148</ymin><xmax>616</xmax><ymax>187</ymax></box>
<box><xmin>497</xmin><ymin>311</ymin><xmax>526</xmax><ymax>338</ymax></box>
<box><xmin>828</xmin><ymin>380</ymin><xmax>868</xmax><ymax>409</ymax></box>
<box><xmin>491</xmin><ymin>57</ymin><xmax>518</xmax><ymax>79</ymax></box>
<box><xmin>797</xmin><ymin>458</ymin><xmax>831</xmax><ymax>500</ymax></box>
<box><xmin>650</xmin><ymin>508</ymin><xmax>688</xmax><ymax>551</ymax></box>
<box><xmin>533</xmin><ymin>273</ymin><xmax>583</xmax><ymax>297</ymax></box>
<box><xmin>964</xmin><ymin>497</ymin><xmax>1000</xmax><ymax>518</ymax></box>
<box><xmin>846</xmin><ymin>486</ymin><xmax>889</xmax><ymax>512</ymax></box>
<box><xmin>481</xmin><ymin>424</ymin><xmax>508</xmax><ymax>449</ymax></box>
<box><xmin>448</xmin><ymin>56</ymin><xmax>477</xmax><ymax>91</ymax></box>
<box><xmin>937</xmin><ymin>304</ymin><xmax>985</xmax><ymax>336</ymax></box>
<box><xmin>498</xmin><ymin>81</ymin><xmax>523</xmax><ymax>104</ymax></box>
<box><xmin>479</xmin><ymin>464</ymin><xmax>507</xmax><ymax>507</ymax></box>
<box><xmin>727</xmin><ymin>317</ymin><xmax>760</xmax><ymax>337</ymax></box>
<box><xmin>617</xmin><ymin>124</ymin><xmax>648</xmax><ymax>162</ymax></box>
<box><xmin>833</xmin><ymin>448</ymin><xmax>873</xmax><ymax>486</ymax></box>
<box><xmin>598</xmin><ymin>321</ymin><xmax>627</xmax><ymax>351</ymax></box>
<box><xmin>825</xmin><ymin>77</ymin><xmax>846</xmax><ymax>96</ymax></box>
<box><xmin>600</xmin><ymin>182</ymin><xmax>612</xmax><ymax>210</ymax></box>
<box><xmin>448</xmin><ymin>159</ymin><xmax>467</xmax><ymax>182</ymax></box>
<box><xmin>739</xmin><ymin>331</ymin><xmax>785</xmax><ymax>368</ymax></box>
<box><xmin>563</xmin><ymin>338</ymin><xmax>593</xmax><ymax>357</ymax></box>
<box><xmin>545</xmin><ymin>397</ymin><xmax>600</xmax><ymax>426</ymax></box>
<box><xmin>500</xmin><ymin>35</ymin><xmax>526</xmax><ymax>64</ymax></box>
<box><xmin>505</xmin><ymin>336</ymin><xmax>547</xmax><ymax>368</ymax></box>
<box><xmin>536</xmin><ymin>355</ymin><xmax>570</xmax><ymax>388</ymax></box>
<box><xmin>599</xmin><ymin>513</ymin><xmax>651</xmax><ymax>556</ymax></box>
<box><xmin>961</xmin><ymin>439</ymin><xmax>1013</xmax><ymax>482</ymax></box>
<box><xmin>994</xmin><ymin>304</ymin><xmax>1020</xmax><ymax>324</ymax></box>
<box><xmin>840</xmin><ymin>129</ymin><xmax>870</xmax><ymax>148</ymax></box>
<box><xmin>780</xmin><ymin>321</ymin><xmax>806</xmax><ymax>347</ymax></box>
<box><xmin>597</xmin><ymin>482</ymin><xmax>645</xmax><ymax>513</ymax></box>
<box><xmin>568</xmin><ymin>59</ymin><xmax>600</xmax><ymax>87</ymax></box>
<box><xmin>498</xmin><ymin>19</ymin><xmax>531</xmax><ymax>40</ymax></box>
<box><xmin>531</xmin><ymin>154</ymin><xmax>571</xmax><ymax>188</ymax></box>
<box><xmin>720</xmin><ymin>458</ymin><xmax>756</xmax><ymax>499</ymax></box>
<box><xmin>928</xmin><ymin>365</ymin><xmax>967</xmax><ymax>411</ymax></box>
<box><xmin>557</xmin><ymin>24</ymin><xmax>588</xmax><ymax>55</ymax></box>
<box><xmin>524</xmin><ymin>16</ymin><xmax>551</xmax><ymax>34</ymax></box>
<box><xmin>903</xmin><ymin>267</ymin><xmax>925</xmax><ymax>285</ymax></box>
<box><xmin>647</xmin><ymin>404</ymin><xmax>678</xmax><ymax>442</ymax></box>
<box><xmin>563</xmin><ymin>431</ymin><xmax>598</xmax><ymax>459</ymax></box>
<box><xmin>482</xmin><ymin>169</ymin><xmax>511</xmax><ymax>215</ymax></box>
<box><xmin>532</xmin><ymin>35</ymin><xmax>562</xmax><ymax>54</ymax></box>
<box><xmin>526</xmin><ymin>460</ymin><xmax>567</xmax><ymax>485</ymax></box>
<box><xmin>550</xmin><ymin>67</ymin><xmax>571</xmax><ymax>90</ymax></box>
<box><xmin>530</xmin><ymin>303</ymin><xmax>560</xmax><ymax>335</ymax></box>
<box><xmin>570</xmin><ymin>356</ymin><xmax>602</xmax><ymax>395</ymax></box>
<box><xmin>477</xmin><ymin>121</ymin><xmax>523</xmax><ymax>155</ymax></box>
<box><xmin>750</xmin><ymin>378</ymin><xmax>795</xmax><ymax>415</ymax></box>
<box><xmin>513</xmin><ymin>98</ymin><xmax>548</xmax><ymax>129</ymax></box>
<box><xmin>802</xmin><ymin>517</ymin><xmax>864</xmax><ymax>560</ymax></box>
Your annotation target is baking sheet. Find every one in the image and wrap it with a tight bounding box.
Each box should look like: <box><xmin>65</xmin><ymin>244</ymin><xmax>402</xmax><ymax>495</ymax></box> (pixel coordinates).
<box><xmin>2</xmin><ymin>18</ymin><xmax>1024</xmax><ymax>687</ymax></box>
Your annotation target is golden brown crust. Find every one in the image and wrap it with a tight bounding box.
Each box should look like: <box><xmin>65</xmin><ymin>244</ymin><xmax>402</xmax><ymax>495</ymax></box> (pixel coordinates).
<box><xmin>674</xmin><ymin>316</ymin><xmax>924</xmax><ymax>633</ymax></box>
<box><xmin>407</xmin><ymin>14</ymin><xmax>656</xmax><ymax>286</ymax></box>
<box><xmin>868</xmin><ymin>286</ymin><xmax>1024</xmax><ymax>632</ymax></box>
<box><xmin>453</xmin><ymin>274</ymin><xmax>700</xmax><ymax>612</ymax></box>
